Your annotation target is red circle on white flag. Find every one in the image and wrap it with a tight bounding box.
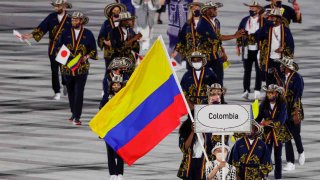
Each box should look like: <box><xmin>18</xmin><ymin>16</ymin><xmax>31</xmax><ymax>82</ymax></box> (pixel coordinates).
<box><xmin>61</xmin><ymin>50</ymin><xmax>68</xmax><ymax>58</ymax></box>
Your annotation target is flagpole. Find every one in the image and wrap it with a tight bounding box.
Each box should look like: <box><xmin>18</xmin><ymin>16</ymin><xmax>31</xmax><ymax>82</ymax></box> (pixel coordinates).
<box><xmin>158</xmin><ymin>36</ymin><xmax>210</xmax><ymax>163</ymax></box>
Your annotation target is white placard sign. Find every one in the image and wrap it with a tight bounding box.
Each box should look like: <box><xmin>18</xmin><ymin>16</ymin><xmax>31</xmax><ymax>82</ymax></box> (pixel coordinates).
<box><xmin>194</xmin><ymin>104</ymin><xmax>252</xmax><ymax>134</ymax></box>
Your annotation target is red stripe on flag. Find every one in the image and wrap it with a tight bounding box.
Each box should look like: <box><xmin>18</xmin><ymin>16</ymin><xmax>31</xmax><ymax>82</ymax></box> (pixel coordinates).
<box><xmin>116</xmin><ymin>94</ymin><xmax>187</xmax><ymax>166</ymax></box>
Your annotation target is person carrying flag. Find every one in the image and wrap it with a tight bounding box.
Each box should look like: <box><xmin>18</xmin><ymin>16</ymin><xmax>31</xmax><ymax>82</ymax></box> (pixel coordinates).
<box><xmin>55</xmin><ymin>11</ymin><xmax>97</xmax><ymax>125</ymax></box>
<box><xmin>104</xmin><ymin>74</ymin><xmax>127</xmax><ymax>180</ymax></box>
<box><xmin>21</xmin><ymin>0</ymin><xmax>72</xmax><ymax>100</ymax></box>
<box><xmin>99</xmin><ymin>57</ymin><xmax>132</xmax><ymax>109</ymax></box>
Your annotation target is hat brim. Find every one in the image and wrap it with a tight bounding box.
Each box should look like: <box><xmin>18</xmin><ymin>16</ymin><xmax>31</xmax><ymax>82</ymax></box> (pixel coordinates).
<box><xmin>104</xmin><ymin>3</ymin><xmax>127</xmax><ymax>18</ymax></box>
<box><xmin>107</xmin><ymin>58</ymin><xmax>133</xmax><ymax>70</ymax></box>
<box><xmin>262</xmin><ymin>85</ymin><xmax>283</xmax><ymax>94</ymax></box>
<box><xmin>274</xmin><ymin>59</ymin><xmax>299</xmax><ymax>72</ymax></box>
<box><xmin>72</xmin><ymin>15</ymin><xmax>89</xmax><ymax>25</ymax></box>
<box><xmin>207</xmin><ymin>86</ymin><xmax>227</xmax><ymax>95</ymax></box>
<box><xmin>188</xmin><ymin>2</ymin><xmax>204</xmax><ymax>8</ymax></box>
<box><xmin>262</xmin><ymin>85</ymin><xmax>274</xmax><ymax>92</ymax></box>
<box><xmin>51</xmin><ymin>2</ymin><xmax>72</xmax><ymax>9</ymax></box>
<box><xmin>251</xmin><ymin>120</ymin><xmax>264</xmax><ymax>136</ymax></box>
<box><xmin>82</xmin><ymin>16</ymin><xmax>89</xmax><ymax>25</ymax></box>
<box><xmin>200</xmin><ymin>3</ymin><xmax>223</xmax><ymax>14</ymax></box>
<box><xmin>211</xmin><ymin>145</ymin><xmax>230</xmax><ymax>154</ymax></box>
<box><xmin>114</xmin><ymin>16</ymin><xmax>137</xmax><ymax>22</ymax></box>
<box><xmin>243</xmin><ymin>3</ymin><xmax>261</xmax><ymax>7</ymax></box>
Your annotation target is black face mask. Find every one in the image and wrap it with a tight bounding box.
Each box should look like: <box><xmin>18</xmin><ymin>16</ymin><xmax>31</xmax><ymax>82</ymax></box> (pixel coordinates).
<box><xmin>249</xmin><ymin>10</ymin><xmax>257</xmax><ymax>17</ymax></box>
<box><xmin>275</xmin><ymin>1</ymin><xmax>282</xmax><ymax>7</ymax></box>
<box><xmin>212</xmin><ymin>101</ymin><xmax>220</xmax><ymax>104</ymax></box>
<box><xmin>265</xmin><ymin>19</ymin><xmax>275</xmax><ymax>27</ymax></box>
<box><xmin>113</xmin><ymin>13</ymin><xmax>120</xmax><ymax>18</ymax></box>
<box><xmin>193</xmin><ymin>10</ymin><xmax>201</xmax><ymax>17</ymax></box>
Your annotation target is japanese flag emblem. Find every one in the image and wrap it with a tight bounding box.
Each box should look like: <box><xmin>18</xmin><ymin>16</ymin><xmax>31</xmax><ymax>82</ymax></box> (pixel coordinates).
<box><xmin>55</xmin><ymin>44</ymin><xmax>70</xmax><ymax>65</ymax></box>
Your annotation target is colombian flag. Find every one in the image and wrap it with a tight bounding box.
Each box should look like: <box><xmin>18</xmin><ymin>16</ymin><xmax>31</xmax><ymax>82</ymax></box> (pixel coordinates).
<box><xmin>89</xmin><ymin>37</ymin><xmax>188</xmax><ymax>165</ymax></box>
<box><xmin>67</xmin><ymin>54</ymin><xmax>81</xmax><ymax>76</ymax></box>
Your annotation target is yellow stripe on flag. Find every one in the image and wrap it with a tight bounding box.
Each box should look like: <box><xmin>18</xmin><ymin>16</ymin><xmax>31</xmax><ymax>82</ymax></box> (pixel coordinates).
<box><xmin>89</xmin><ymin>38</ymin><xmax>173</xmax><ymax>138</ymax></box>
<box><xmin>67</xmin><ymin>54</ymin><xmax>81</xmax><ymax>68</ymax></box>
<box><xmin>252</xmin><ymin>99</ymin><xmax>259</xmax><ymax>119</ymax></box>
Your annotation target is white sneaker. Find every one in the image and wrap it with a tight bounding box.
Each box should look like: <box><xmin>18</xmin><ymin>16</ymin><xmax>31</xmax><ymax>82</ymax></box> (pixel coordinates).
<box><xmin>63</xmin><ymin>85</ymin><xmax>68</xmax><ymax>96</ymax></box>
<box><xmin>254</xmin><ymin>90</ymin><xmax>260</xmax><ymax>99</ymax></box>
<box><xmin>242</xmin><ymin>91</ymin><xmax>249</xmax><ymax>100</ymax></box>
<box><xmin>283</xmin><ymin>162</ymin><xmax>295</xmax><ymax>171</ymax></box>
<box><xmin>298</xmin><ymin>152</ymin><xmax>305</xmax><ymax>165</ymax></box>
<box><xmin>110</xmin><ymin>175</ymin><xmax>117</xmax><ymax>180</ymax></box>
<box><xmin>52</xmin><ymin>93</ymin><xmax>61</xmax><ymax>100</ymax></box>
<box><xmin>117</xmin><ymin>175</ymin><xmax>124</xmax><ymax>180</ymax></box>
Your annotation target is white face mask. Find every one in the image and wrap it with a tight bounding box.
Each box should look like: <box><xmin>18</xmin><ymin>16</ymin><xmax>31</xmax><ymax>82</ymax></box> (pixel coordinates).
<box><xmin>215</xmin><ymin>152</ymin><xmax>228</xmax><ymax>161</ymax></box>
<box><xmin>192</xmin><ymin>62</ymin><xmax>203</xmax><ymax>70</ymax></box>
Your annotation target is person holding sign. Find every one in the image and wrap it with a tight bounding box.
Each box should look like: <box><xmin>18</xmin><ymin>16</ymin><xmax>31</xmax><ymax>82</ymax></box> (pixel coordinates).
<box><xmin>206</xmin><ymin>142</ymin><xmax>236</xmax><ymax>180</ymax></box>
<box><xmin>99</xmin><ymin>57</ymin><xmax>131</xmax><ymax>109</ymax></box>
<box><xmin>255</xmin><ymin>84</ymin><xmax>292</xmax><ymax>179</ymax></box>
<box><xmin>55</xmin><ymin>11</ymin><xmax>98</xmax><ymax>125</ymax></box>
<box><xmin>104</xmin><ymin>75</ymin><xmax>127</xmax><ymax>180</ymax></box>
<box><xmin>21</xmin><ymin>0</ymin><xmax>72</xmax><ymax>100</ymax></box>
<box><xmin>207</xmin><ymin>83</ymin><xmax>229</xmax><ymax>147</ymax></box>
<box><xmin>230</xmin><ymin>120</ymin><xmax>272</xmax><ymax>180</ymax></box>
<box><xmin>177</xmin><ymin>114</ymin><xmax>214</xmax><ymax>180</ymax></box>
